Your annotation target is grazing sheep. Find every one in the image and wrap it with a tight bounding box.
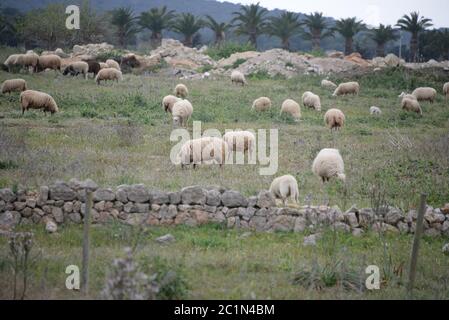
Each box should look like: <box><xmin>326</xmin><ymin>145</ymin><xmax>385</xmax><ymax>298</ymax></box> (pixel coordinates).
<box><xmin>312</xmin><ymin>148</ymin><xmax>346</xmax><ymax>183</ymax></box>
<box><xmin>269</xmin><ymin>175</ymin><xmax>299</xmax><ymax>206</ymax></box>
<box><xmin>162</xmin><ymin>95</ymin><xmax>181</xmax><ymax>113</ymax></box>
<box><xmin>1</xmin><ymin>79</ymin><xmax>27</xmax><ymax>94</ymax></box>
<box><xmin>86</xmin><ymin>61</ymin><xmax>101</xmax><ymax>76</ymax></box>
<box><xmin>177</xmin><ymin>137</ymin><xmax>229</xmax><ymax>169</ymax></box>
<box><xmin>280</xmin><ymin>99</ymin><xmax>301</xmax><ymax>121</ymax></box>
<box><xmin>172</xmin><ymin>99</ymin><xmax>193</xmax><ymax>127</ymax></box>
<box><xmin>333</xmin><ymin>82</ymin><xmax>360</xmax><ymax>96</ymax></box>
<box><xmin>223</xmin><ymin>130</ymin><xmax>256</xmax><ymax>154</ymax></box>
<box><xmin>18</xmin><ymin>52</ymin><xmax>39</xmax><ymax>72</ymax></box>
<box><xmin>95</xmin><ymin>68</ymin><xmax>123</xmax><ymax>85</ymax></box>
<box><xmin>105</xmin><ymin>59</ymin><xmax>120</xmax><ymax>70</ymax></box>
<box><xmin>3</xmin><ymin>54</ymin><xmax>21</xmax><ymax>72</ymax></box>
<box><xmin>20</xmin><ymin>90</ymin><xmax>59</xmax><ymax>115</ymax></box>
<box><xmin>231</xmin><ymin>70</ymin><xmax>247</xmax><ymax>86</ymax></box>
<box><xmin>36</xmin><ymin>54</ymin><xmax>62</xmax><ymax>72</ymax></box>
<box><xmin>174</xmin><ymin>84</ymin><xmax>189</xmax><ymax>98</ymax></box>
<box><xmin>412</xmin><ymin>87</ymin><xmax>437</xmax><ymax>103</ymax></box>
<box><xmin>99</xmin><ymin>62</ymin><xmax>109</xmax><ymax>69</ymax></box>
<box><xmin>63</xmin><ymin>61</ymin><xmax>89</xmax><ymax>79</ymax></box>
<box><xmin>252</xmin><ymin>97</ymin><xmax>272</xmax><ymax>112</ymax></box>
<box><xmin>324</xmin><ymin>108</ymin><xmax>345</xmax><ymax>130</ymax></box>
<box><xmin>401</xmin><ymin>96</ymin><xmax>422</xmax><ymax>115</ymax></box>
<box><xmin>321</xmin><ymin>79</ymin><xmax>337</xmax><ymax>90</ymax></box>
<box><xmin>444</xmin><ymin>82</ymin><xmax>449</xmax><ymax>101</ymax></box>
<box><xmin>302</xmin><ymin>91</ymin><xmax>321</xmax><ymax>111</ymax></box>
<box><xmin>370</xmin><ymin>106</ymin><xmax>382</xmax><ymax>115</ymax></box>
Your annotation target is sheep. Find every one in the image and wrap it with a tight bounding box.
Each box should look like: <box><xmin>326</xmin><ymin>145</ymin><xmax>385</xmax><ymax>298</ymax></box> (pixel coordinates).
<box><xmin>231</xmin><ymin>70</ymin><xmax>247</xmax><ymax>86</ymax></box>
<box><xmin>177</xmin><ymin>137</ymin><xmax>229</xmax><ymax>169</ymax></box>
<box><xmin>252</xmin><ymin>97</ymin><xmax>271</xmax><ymax>112</ymax></box>
<box><xmin>95</xmin><ymin>68</ymin><xmax>123</xmax><ymax>85</ymax></box>
<box><xmin>162</xmin><ymin>95</ymin><xmax>181</xmax><ymax>113</ymax></box>
<box><xmin>20</xmin><ymin>90</ymin><xmax>59</xmax><ymax>115</ymax></box>
<box><xmin>280</xmin><ymin>99</ymin><xmax>301</xmax><ymax>121</ymax></box>
<box><xmin>1</xmin><ymin>79</ymin><xmax>27</xmax><ymax>94</ymax></box>
<box><xmin>174</xmin><ymin>84</ymin><xmax>189</xmax><ymax>98</ymax></box>
<box><xmin>321</xmin><ymin>79</ymin><xmax>337</xmax><ymax>90</ymax></box>
<box><xmin>62</xmin><ymin>61</ymin><xmax>89</xmax><ymax>79</ymax></box>
<box><xmin>333</xmin><ymin>82</ymin><xmax>360</xmax><ymax>96</ymax></box>
<box><xmin>36</xmin><ymin>54</ymin><xmax>62</xmax><ymax>72</ymax></box>
<box><xmin>223</xmin><ymin>130</ymin><xmax>256</xmax><ymax>154</ymax></box>
<box><xmin>444</xmin><ymin>82</ymin><xmax>449</xmax><ymax>101</ymax></box>
<box><xmin>99</xmin><ymin>62</ymin><xmax>109</xmax><ymax>69</ymax></box>
<box><xmin>17</xmin><ymin>52</ymin><xmax>39</xmax><ymax>72</ymax></box>
<box><xmin>412</xmin><ymin>87</ymin><xmax>437</xmax><ymax>103</ymax></box>
<box><xmin>3</xmin><ymin>54</ymin><xmax>21</xmax><ymax>72</ymax></box>
<box><xmin>370</xmin><ymin>106</ymin><xmax>382</xmax><ymax>115</ymax></box>
<box><xmin>302</xmin><ymin>91</ymin><xmax>321</xmax><ymax>111</ymax></box>
<box><xmin>269</xmin><ymin>175</ymin><xmax>299</xmax><ymax>206</ymax></box>
<box><xmin>105</xmin><ymin>59</ymin><xmax>120</xmax><ymax>70</ymax></box>
<box><xmin>324</xmin><ymin>108</ymin><xmax>345</xmax><ymax>130</ymax></box>
<box><xmin>85</xmin><ymin>61</ymin><xmax>101</xmax><ymax>76</ymax></box>
<box><xmin>172</xmin><ymin>99</ymin><xmax>193</xmax><ymax>127</ymax></box>
<box><xmin>312</xmin><ymin>148</ymin><xmax>346</xmax><ymax>183</ymax></box>
<box><xmin>401</xmin><ymin>96</ymin><xmax>422</xmax><ymax>115</ymax></box>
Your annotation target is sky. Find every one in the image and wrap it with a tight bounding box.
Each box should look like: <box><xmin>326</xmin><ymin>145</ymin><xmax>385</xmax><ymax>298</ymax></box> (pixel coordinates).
<box><xmin>219</xmin><ymin>0</ymin><xmax>448</xmax><ymax>28</ymax></box>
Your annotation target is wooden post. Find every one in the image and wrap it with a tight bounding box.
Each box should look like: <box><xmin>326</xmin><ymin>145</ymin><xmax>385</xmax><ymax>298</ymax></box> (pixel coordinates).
<box><xmin>407</xmin><ymin>193</ymin><xmax>427</xmax><ymax>297</ymax></box>
<box><xmin>82</xmin><ymin>190</ymin><xmax>92</xmax><ymax>296</ymax></box>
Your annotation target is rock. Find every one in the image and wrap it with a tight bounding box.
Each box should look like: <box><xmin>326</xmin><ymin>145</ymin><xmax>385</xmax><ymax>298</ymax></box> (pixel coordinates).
<box><xmin>384</xmin><ymin>54</ymin><xmax>401</xmax><ymax>67</ymax></box>
<box><xmin>206</xmin><ymin>190</ymin><xmax>221</xmax><ymax>206</ymax></box>
<box><xmin>192</xmin><ymin>210</ymin><xmax>209</xmax><ymax>225</ymax></box>
<box><xmin>247</xmin><ymin>196</ymin><xmax>258</xmax><ymax>208</ymax></box>
<box><xmin>116</xmin><ymin>187</ymin><xmax>128</xmax><ymax>203</ymax></box>
<box><xmin>69</xmin><ymin>212</ymin><xmax>82</xmax><ymax>223</ymax></box>
<box><xmin>149</xmin><ymin>191</ymin><xmax>169</xmax><ymax>205</ymax></box>
<box><xmin>345</xmin><ymin>211</ymin><xmax>359</xmax><ymax>228</ymax></box>
<box><xmin>293</xmin><ymin>217</ymin><xmax>307</xmax><ymax>233</ymax></box>
<box><xmin>26</xmin><ymin>198</ymin><xmax>37</xmax><ymax>208</ymax></box>
<box><xmin>443</xmin><ymin>243</ymin><xmax>449</xmax><ymax>255</ymax></box>
<box><xmin>372</xmin><ymin>222</ymin><xmax>399</xmax><ymax>234</ymax></box>
<box><xmin>168</xmin><ymin>192</ymin><xmax>181</xmax><ymax>205</ymax></box>
<box><xmin>14</xmin><ymin>202</ymin><xmax>26</xmax><ymax>211</ymax></box>
<box><xmin>72</xmin><ymin>42</ymin><xmax>115</xmax><ymax>58</ymax></box>
<box><xmin>221</xmin><ymin>190</ymin><xmax>248</xmax><ymax>208</ymax></box>
<box><xmin>303</xmin><ymin>234</ymin><xmax>321</xmax><ymax>246</ymax></box>
<box><xmin>135</xmin><ymin>203</ymin><xmax>150</xmax><ymax>213</ymax></box>
<box><xmin>256</xmin><ymin>190</ymin><xmax>276</xmax><ymax>208</ymax></box>
<box><xmin>441</xmin><ymin>203</ymin><xmax>449</xmax><ymax>215</ymax></box>
<box><xmin>359</xmin><ymin>208</ymin><xmax>375</xmax><ymax>227</ymax></box>
<box><xmin>327</xmin><ymin>51</ymin><xmax>344</xmax><ymax>59</ymax></box>
<box><xmin>38</xmin><ymin>186</ymin><xmax>49</xmax><ymax>203</ymax></box>
<box><xmin>0</xmin><ymin>211</ymin><xmax>21</xmax><ymax>229</ymax></box>
<box><xmin>227</xmin><ymin>216</ymin><xmax>240</xmax><ymax>229</ymax></box>
<box><xmin>49</xmin><ymin>182</ymin><xmax>77</xmax><ymax>201</ymax></box>
<box><xmin>210</xmin><ymin>211</ymin><xmax>226</xmax><ymax>224</ymax></box>
<box><xmin>80</xmin><ymin>179</ymin><xmax>98</xmax><ymax>191</ymax></box>
<box><xmin>94</xmin><ymin>201</ymin><xmax>105</xmax><ymax>211</ymax></box>
<box><xmin>217</xmin><ymin>51</ymin><xmax>259</xmax><ymax>68</ymax></box>
<box><xmin>425</xmin><ymin>208</ymin><xmax>446</xmax><ymax>224</ymax></box>
<box><xmin>385</xmin><ymin>207</ymin><xmax>404</xmax><ymax>225</ymax></box>
<box><xmin>93</xmin><ymin>188</ymin><xmax>115</xmax><ymax>202</ymax></box>
<box><xmin>397</xmin><ymin>221</ymin><xmax>409</xmax><ymax>234</ymax></box>
<box><xmin>442</xmin><ymin>221</ymin><xmax>449</xmax><ymax>235</ymax></box>
<box><xmin>62</xmin><ymin>202</ymin><xmax>73</xmax><ymax>213</ymax></box>
<box><xmin>352</xmin><ymin>228</ymin><xmax>364</xmax><ymax>237</ymax></box>
<box><xmin>0</xmin><ymin>188</ymin><xmax>16</xmax><ymax>202</ymax></box>
<box><xmin>22</xmin><ymin>207</ymin><xmax>33</xmax><ymax>218</ymax></box>
<box><xmin>333</xmin><ymin>222</ymin><xmax>351</xmax><ymax>233</ymax></box>
<box><xmin>127</xmin><ymin>184</ymin><xmax>150</xmax><ymax>203</ymax></box>
<box><xmin>424</xmin><ymin>228</ymin><xmax>441</xmax><ymax>237</ymax></box>
<box><xmin>52</xmin><ymin>207</ymin><xmax>64</xmax><ymax>224</ymax></box>
<box><xmin>269</xmin><ymin>215</ymin><xmax>295</xmax><ymax>232</ymax></box>
<box><xmin>33</xmin><ymin>208</ymin><xmax>45</xmax><ymax>216</ymax></box>
<box><xmin>181</xmin><ymin>186</ymin><xmax>207</xmax><ymax>205</ymax></box>
<box><xmin>249</xmin><ymin>216</ymin><xmax>267</xmax><ymax>231</ymax></box>
<box><xmin>45</xmin><ymin>219</ymin><xmax>58</xmax><ymax>233</ymax></box>
<box><xmin>156</xmin><ymin>234</ymin><xmax>175</xmax><ymax>244</ymax></box>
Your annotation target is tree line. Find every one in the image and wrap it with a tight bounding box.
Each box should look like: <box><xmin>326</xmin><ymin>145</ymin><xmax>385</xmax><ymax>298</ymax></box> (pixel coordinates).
<box><xmin>1</xmin><ymin>1</ymin><xmax>448</xmax><ymax>62</ymax></box>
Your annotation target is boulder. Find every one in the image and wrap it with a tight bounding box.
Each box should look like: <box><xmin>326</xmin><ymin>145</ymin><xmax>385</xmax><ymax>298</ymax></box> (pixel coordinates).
<box><xmin>221</xmin><ymin>190</ymin><xmax>248</xmax><ymax>208</ymax></box>
<box><xmin>0</xmin><ymin>188</ymin><xmax>16</xmax><ymax>202</ymax></box>
<box><xmin>149</xmin><ymin>191</ymin><xmax>169</xmax><ymax>205</ymax></box>
<box><xmin>93</xmin><ymin>188</ymin><xmax>115</xmax><ymax>202</ymax></box>
<box><xmin>256</xmin><ymin>190</ymin><xmax>276</xmax><ymax>208</ymax></box>
<box><xmin>127</xmin><ymin>184</ymin><xmax>150</xmax><ymax>203</ymax></box>
<box><xmin>181</xmin><ymin>186</ymin><xmax>207</xmax><ymax>205</ymax></box>
<box><xmin>49</xmin><ymin>182</ymin><xmax>77</xmax><ymax>201</ymax></box>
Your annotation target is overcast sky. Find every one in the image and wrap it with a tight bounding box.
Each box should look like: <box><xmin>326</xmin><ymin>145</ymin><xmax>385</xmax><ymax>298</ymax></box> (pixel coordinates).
<box><xmin>219</xmin><ymin>0</ymin><xmax>448</xmax><ymax>28</ymax></box>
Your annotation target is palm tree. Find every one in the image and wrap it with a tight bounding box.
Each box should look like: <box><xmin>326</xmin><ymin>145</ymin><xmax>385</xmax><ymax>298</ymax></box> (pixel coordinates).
<box><xmin>172</xmin><ymin>13</ymin><xmax>204</xmax><ymax>47</ymax></box>
<box><xmin>232</xmin><ymin>3</ymin><xmax>268</xmax><ymax>49</ymax></box>
<box><xmin>370</xmin><ymin>24</ymin><xmax>399</xmax><ymax>57</ymax></box>
<box><xmin>205</xmin><ymin>15</ymin><xmax>231</xmax><ymax>45</ymax></box>
<box><xmin>110</xmin><ymin>7</ymin><xmax>138</xmax><ymax>47</ymax></box>
<box><xmin>334</xmin><ymin>17</ymin><xmax>366</xmax><ymax>55</ymax></box>
<box><xmin>396</xmin><ymin>11</ymin><xmax>433</xmax><ymax>62</ymax></box>
<box><xmin>266</xmin><ymin>12</ymin><xmax>302</xmax><ymax>51</ymax></box>
<box><xmin>301</xmin><ymin>12</ymin><xmax>334</xmax><ymax>51</ymax></box>
<box><xmin>138</xmin><ymin>6</ymin><xmax>176</xmax><ymax>48</ymax></box>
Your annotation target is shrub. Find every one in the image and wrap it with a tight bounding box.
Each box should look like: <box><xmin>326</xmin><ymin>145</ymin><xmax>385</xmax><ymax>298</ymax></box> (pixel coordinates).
<box><xmin>206</xmin><ymin>42</ymin><xmax>256</xmax><ymax>61</ymax></box>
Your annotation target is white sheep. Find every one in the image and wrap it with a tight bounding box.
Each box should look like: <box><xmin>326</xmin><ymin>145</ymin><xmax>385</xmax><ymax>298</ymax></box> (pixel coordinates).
<box><xmin>99</xmin><ymin>62</ymin><xmax>109</xmax><ymax>69</ymax></box>
<box><xmin>174</xmin><ymin>84</ymin><xmax>189</xmax><ymax>98</ymax></box>
<box><xmin>401</xmin><ymin>96</ymin><xmax>422</xmax><ymax>115</ymax></box>
<box><xmin>223</xmin><ymin>130</ymin><xmax>256</xmax><ymax>154</ymax></box>
<box><xmin>177</xmin><ymin>137</ymin><xmax>229</xmax><ymax>169</ymax></box>
<box><xmin>17</xmin><ymin>52</ymin><xmax>39</xmax><ymax>72</ymax></box>
<box><xmin>370</xmin><ymin>106</ymin><xmax>382</xmax><ymax>115</ymax></box>
<box><xmin>312</xmin><ymin>148</ymin><xmax>346</xmax><ymax>183</ymax></box>
<box><xmin>95</xmin><ymin>68</ymin><xmax>123</xmax><ymax>85</ymax></box>
<box><xmin>444</xmin><ymin>82</ymin><xmax>449</xmax><ymax>101</ymax></box>
<box><xmin>1</xmin><ymin>79</ymin><xmax>27</xmax><ymax>94</ymax></box>
<box><xmin>302</xmin><ymin>91</ymin><xmax>321</xmax><ymax>111</ymax></box>
<box><xmin>36</xmin><ymin>54</ymin><xmax>62</xmax><ymax>72</ymax></box>
<box><xmin>231</xmin><ymin>70</ymin><xmax>247</xmax><ymax>86</ymax></box>
<box><xmin>162</xmin><ymin>95</ymin><xmax>181</xmax><ymax>114</ymax></box>
<box><xmin>63</xmin><ymin>61</ymin><xmax>89</xmax><ymax>79</ymax></box>
<box><xmin>333</xmin><ymin>82</ymin><xmax>360</xmax><ymax>96</ymax></box>
<box><xmin>252</xmin><ymin>97</ymin><xmax>272</xmax><ymax>112</ymax></box>
<box><xmin>412</xmin><ymin>87</ymin><xmax>437</xmax><ymax>103</ymax></box>
<box><xmin>3</xmin><ymin>54</ymin><xmax>21</xmax><ymax>72</ymax></box>
<box><xmin>321</xmin><ymin>79</ymin><xmax>337</xmax><ymax>90</ymax></box>
<box><xmin>106</xmin><ymin>59</ymin><xmax>120</xmax><ymax>70</ymax></box>
<box><xmin>280</xmin><ymin>99</ymin><xmax>301</xmax><ymax>121</ymax></box>
<box><xmin>324</xmin><ymin>108</ymin><xmax>345</xmax><ymax>130</ymax></box>
<box><xmin>172</xmin><ymin>99</ymin><xmax>193</xmax><ymax>127</ymax></box>
<box><xmin>20</xmin><ymin>90</ymin><xmax>59</xmax><ymax>115</ymax></box>
<box><xmin>269</xmin><ymin>175</ymin><xmax>299</xmax><ymax>206</ymax></box>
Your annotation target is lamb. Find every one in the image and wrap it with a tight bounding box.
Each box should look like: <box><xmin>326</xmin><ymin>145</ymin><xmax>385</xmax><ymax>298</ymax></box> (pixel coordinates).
<box><xmin>252</xmin><ymin>97</ymin><xmax>272</xmax><ymax>112</ymax></box>
<box><xmin>231</xmin><ymin>70</ymin><xmax>247</xmax><ymax>86</ymax></box>
<box><xmin>333</xmin><ymin>82</ymin><xmax>360</xmax><ymax>96</ymax></box>
<box><xmin>99</xmin><ymin>62</ymin><xmax>109</xmax><ymax>69</ymax></box>
<box><xmin>444</xmin><ymin>82</ymin><xmax>449</xmax><ymax>101</ymax></box>
<box><xmin>63</xmin><ymin>61</ymin><xmax>89</xmax><ymax>79</ymax></box>
<box><xmin>162</xmin><ymin>95</ymin><xmax>181</xmax><ymax>113</ymax></box>
<box><xmin>269</xmin><ymin>175</ymin><xmax>299</xmax><ymax>206</ymax></box>
<box><xmin>174</xmin><ymin>84</ymin><xmax>189</xmax><ymax>98</ymax></box>
<box><xmin>3</xmin><ymin>54</ymin><xmax>21</xmax><ymax>72</ymax></box>
<box><xmin>177</xmin><ymin>137</ymin><xmax>229</xmax><ymax>169</ymax></box>
<box><xmin>36</xmin><ymin>54</ymin><xmax>62</xmax><ymax>72</ymax></box>
<box><xmin>223</xmin><ymin>130</ymin><xmax>256</xmax><ymax>154</ymax></box>
<box><xmin>370</xmin><ymin>106</ymin><xmax>382</xmax><ymax>115</ymax></box>
<box><xmin>20</xmin><ymin>90</ymin><xmax>59</xmax><ymax>115</ymax></box>
<box><xmin>312</xmin><ymin>148</ymin><xmax>346</xmax><ymax>183</ymax></box>
<box><xmin>172</xmin><ymin>99</ymin><xmax>193</xmax><ymax>127</ymax></box>
<box><xmin>17</xmin><ymin>52</ymin><xmax>39</xmax><ymax>72</ymax></box>
<box><xmin>280</xmin><ymin>99</ymin><xmax>301</xmax><ymax>121</ymax></box>
<box><xmin>95</xmin><ymin>68</ymin><xmax>123</xmax><ymax>85</ymax></box>
<box><xmin>401</xmin><ymin>95</ymin><xmax>422</xmax><ymax>115</ymax></box>
<box><xmin>1</xmin><ymin>79</ymin><xmax>27</xmax><ymax>94</ymax></box>
<box><xmin>412</xmin><ymin>87</ymin><xmax>437</xmax><ymax>103</ymax></box>
<box><xmin>302</xmin><ymin>91</ymin><xmax>321</xmax><ymax>111</ymax></box>
<box><xmin>324</xmin><ymin>108</ymin><xmax>345</xmax><ymax>130</ymax></box>
<box><xmin>321</xmin><ymin>79</ymin><xmax>337</xmax><ymax>90</ymax></box>
<box><xmin>105</xmin><ymin>59</ymin><xmax>120</xmax><ymax>70</ymax></box>
<box><xmin>86</xmin><ymin>61</ymin><xmax>101</xmax><ymax>76</ymax></box>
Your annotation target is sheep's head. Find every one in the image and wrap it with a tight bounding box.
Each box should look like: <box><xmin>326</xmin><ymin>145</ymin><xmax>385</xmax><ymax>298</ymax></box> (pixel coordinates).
<box><xmin>337</xmin><ymin>173</ymin><xmax>346</xmax><ymax>182</ymax></box>
<box><xmin>398</xmin><ymin>92</ymin><xmax>407</xmax><ymax>99</ymax></box>
<box><xmin>172</xmin><ymin>116</ymin><xmax>181</xmax><ymax>127</ymax></box>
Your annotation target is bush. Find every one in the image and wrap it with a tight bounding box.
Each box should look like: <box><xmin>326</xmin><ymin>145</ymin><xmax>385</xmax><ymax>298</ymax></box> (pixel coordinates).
<box><xmin>206</xmin><ymin>42</ymin><xmax>256</xmax><ymax>61</ymax></box>
<box><xmin>96</xmin><ymin>50</ymin><xmax>127</xmax><ymax>63</ymax></box>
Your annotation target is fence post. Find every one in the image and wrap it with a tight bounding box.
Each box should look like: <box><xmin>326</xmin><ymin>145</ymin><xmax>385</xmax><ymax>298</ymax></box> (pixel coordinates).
<box><xmin>407</xmin><ymin>193</ymin><xmax>427</xmax><ymax>297</ymax></box>
<box><xmin>82</xmin><ymin>190</ymin><xmax>92</xmax><ymax>296</ymax></box>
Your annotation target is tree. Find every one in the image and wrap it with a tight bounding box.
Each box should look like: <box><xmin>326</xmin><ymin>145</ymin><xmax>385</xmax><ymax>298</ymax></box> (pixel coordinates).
<box><xmin>205</xmin><ymin>15</ymin><xmax>231</xmax><ymax>45</ymax></box>
<box><xmin>419</xmin><ymin>29</ymin><xmax>449</xmax><ymax>61</ymax></box>
<box><xmin>232</xmin><ymin>2</ymin><xmax>268</xmax><ymax>49</ymax></box>
<box><xmin>110</xmin><ymin>7</ymin><xmax>139</xmax><ymax>48</ymax></box>
<box><xmin>139</xmin><ymin>6</ymin><xmax>176</xmax><ymax>48</ymax></box>
<box><xmin>334</xmin><ymin>17</ymin><xmax>366</xmax><ymax>55</ymax></box>
<box><xmin>72</xmin><ymin>0</ymin><xmax>107</xmax><ymax>45</ymax></box>
<box><xmin>266</xmin><ymin>12</ymin><xmax>302</xmax><ymax>51</ymax></box>
<box><xmin>396</xmin><ymin>12</ymin><xmax>433</xmax><ymax>62</ymax></box>
<box><xmin>171</xmin><ymin>13</ymin><xmax>204</xmax><ymax>47</ymax></box>
<box><xmin>0</xmin><ymin>8</ymin><xmax>21</xmax><ymax>46</ymax></box>
<box><xmin>370</xmin><ymin>24</ymin><xmax>399</xmax><ymax>57</ymax></box>
<box><xmin>301</xmin><ymin>12</ymin><xmax>334</xmax><ymax>51</ymax></box>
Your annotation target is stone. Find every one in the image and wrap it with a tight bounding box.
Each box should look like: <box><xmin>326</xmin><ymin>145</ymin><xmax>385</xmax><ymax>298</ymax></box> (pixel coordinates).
<box><xmin>14</xmin><ymin>202</ymin><xmax>26</xmax><ymax>211</ymax></box>
<box><xmin>31</xmin><ymin>213</ymin><xmax>42</xmax><ymax>224</ymax></box>
<box><xmin>39</xmin><ymin>186</ymin><xmax>49</xmax><ymax>202</ymax></box>
<box><xmin>359</xmin><ymin>208</ymin><xmax>375</xmax><ymax>227</ymax></box>
<box><xmin>384</xmin><ymin>54</ymin><xmax>401</xmax><ymax>67</ymax></box>
<box><xmin>118</xmin><ymin>212</ymin><xmax>128</xmax><ymax>220</ymax></box>
<box><xmin>94</xmin><ymin>201</ymin><xmax>105</xmax><ymax>211</ymax></box>
<box><xmin>206</xmin><ymin>190</ymin><xmax>221</xmax><ymax>206</ymax></box>
<box><xmin>0</xmin><ymin>211</ymin><xmax>21</xmax><ymax>228</ymax></box>
<box><xmin>221</xmin><ymin>190</ymin><xmax>248</xmax><ymax>208</ymax></box>
<box><xmin>443</xmin><ymin>243</ymin><xmax>449</xmax><ymax>255</ymax></box>
<box><xmin>80</xmin><ymin>179</ymin><xmax>98</xmax><ymax>191</ymax></box>
<box><xmin>45</xmin><ymin>220</ymin><xmax>58</xmax><ymax>233</ymax></box>
<box><xmin>249</xmin><ymin>216</ymin><xmax>267</xmax><ymax>231</ymax></box>
<box><xmin>161</xmin><ymin>205</ymin><xmax>178</xmax><ymax>219</ymax></box>
<box><xmin>26</xmin><ymin>198</ymin><xmax>37</xmax><ymax>208</ymax></box>
<box><xmin>33</xmin><ymin>208</ymin><xmax>45</xmax><ymax>216</ymax></box>
<box><xmin>69</xmin><ymin>212</ymin><xmax>82</xmax><ymax>224</ymax></box>
<box><xmin>192</xmin><ymin>210</ymin><xmax>208</xmax><ymax>225</ymax></box>
<box><xmin>424</xmin><ymin>209</ymin><xmax>446</xmax><ymax>224</ymax></box>
<box><xmin>345</xmin><ymin>212</ymin><xmax>359</xmax><ymax>228</ymax></box>
<box><xmin>52</xmin><ymin>207</ymin><xmax>64</xmax><ymax>224</ymax></box>
<box><xmin>22</xmin><ymin>207</ymin><xmax>33</xmax><ymax>218</ymax></box>
<box><xmin>73</xmin><ymin>201</ymin><xmax>81</xmax><ymax>213</ymax></box>
<box><xmin>116</xmin><ymin>188</ymin><xmax>128</xmax><ymax>203</ymax></box>
<box><xmin>93</xmin><ymin>188</ymin><xmax>115</xmax><ymax>202</ymax></box>
<box><xmin>49</xmin><ymin>182</ymin><xmax>77</xmax><ymax>201</ymax></box>
<box><xmin>372</xmin><ymin>222</ymin><xmax>399</xmax><ymax>234</ymax></box>
<box><xmin>174</xmin><ymin>211</ymin><xmax>196</xmax><ymax>227</ymax></box>
<box><xmin>211</xmin><ymin>211</ymin><xmax>226</xmax><ymax>224</ymax></box>
<box><xmin>168</xmin><ymin>192</ymin><xmax>181</xmax><ymax>205</ymax></box>
<box><xmin>0</xmin><ymin>188</ymin><xmax>16</xmax><ymax>202</ymax></box>
<box><xmin>352</xmin><ymin>228</ymin><xmax>364</xmax><ymax>237</ymax></box>
<box><xmin>269</xmin><ymin>215</ymin><xmax>295</xmax><ymax>232</ymax></box>
<box><xmin>442</xmin><ymin>221</ymin><xmax>449</xmax><ymax>235</ymax></box>
<box><xmin>256</xmin><ymin>190</ymin><xmax>276</xmax><ymax>208</ymax></box>
<box><xmin>242</xmin><ymin>207</ymin><xmax>256</xmax><ymax>221</ymax></box>
<box><xmin>303</xmin><ymin>234</ymin><xmax>321</xmax><ymax>246</ymax></box>
<box><xmin>63</xmin><ymin>202</ymin><xmax>73</xmax><ymax>213</ymax></box>
<box><xmin>54</xmin><ymin>200</ymin><xmax>64</xmax><ymax>207</ymax></box>
<box><xmin>227</xmin><ymin>217</ymin><xmax>239</xmax><ymax>229</ymax></box>
<box><xmin>135</xmin><ymin>203</ymin><xmax>150</xmax><ymax>213</ymax></box>
<box><xmin>156</xmin><ymin>234</ymin><xmax>175</xmax><ymax>245</ymax></box>
<box><xmin>424</xmin><ymin>228</ymin><xmax>441</xmax><ymax>237</ymax></box>
<box><xmin>247</xmin><ymin>196</ymin><xmax>258</xmax><ymax>208</ymax></box>
<box><xmin>0</xmin><ymin>200</ymin><xmax>5</xmax><ymax>212</ymax></box>
<box><xmin>204</xmin><ymin>205</ymin><xmax>217</xmax><ymax>213</ymax></box>
<box><xmin>332</xmin><ymin>222</ymin><xmax>351</xmax><ymax>233</ymax></box>
<box><xmin>397</xmin><ymin>221</ymin><xmax>409</xmax><ymax>234</ymax></box>
<box><xmin>293</xmin><ymin>217</ymin><xmax>307</xmax><ymax>233</ymax></box>
<box><xmin>441</xmin><ymin>203</ymin><xmax>449</xmax><ymax>215</ymax></box>
<box><xmin>181</xmin><ymin>186</ymin><xmax>207</xmax><ymax>205</ymax></box>
<box><xmin>149</xmin><ymin>191</ymin><xmax>169</xmax><ymax>205</ymax></box>
<box><xmin>127</xmin><ymin>184</ymin><xmax>150</xmax><ymax>203</ymax></box>
<box><xmin>385</xmin><ymin>207</ymin><xmax>404</xmax><ymax>225</ymax></box>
